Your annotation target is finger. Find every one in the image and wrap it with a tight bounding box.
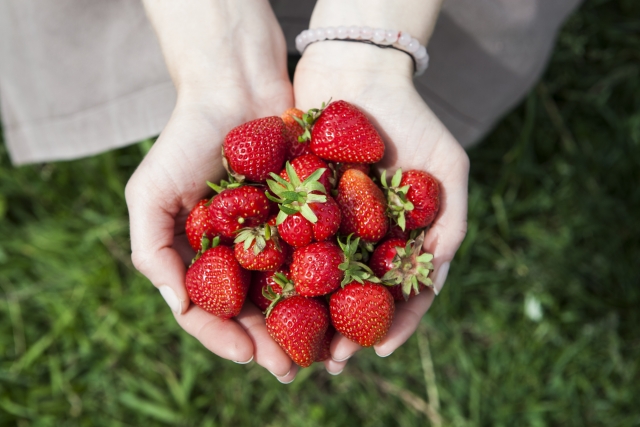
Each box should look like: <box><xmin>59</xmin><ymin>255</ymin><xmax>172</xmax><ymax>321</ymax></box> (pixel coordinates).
<box><xmin>174</xmin><ymin>304</ymin><xmax>254</xmax><ymax>363</ymax></box>
<box><xmin>126</xmin><ymin>175</ymin><xmax>191</xmax><ymax>315</ymax></box>
<box><xmin>323</xmin><ymin>357</ymin><xmax>348</xmax><ymax>376</ymax></box>
<box><xmin>235</xmin><ymin>302</ymin><xmax>294</xmax><ymax>377</ymax></box>
<box><xmin>373</xmin><ymin>289</ymin><xmax>436</xmax><ymax>357</ymax></box>
<box><xmin>425</xmin><ymin>141</ymin><xmax>469</xmax><ymax>294</ymax></box>
<box><xmin>330</xmin><ymin>332</ymin><xmax>362</xmax><ymax>363</ymax></box>
<box><xmin>273</xmin><ymin>364</ymin><xmax>299</xmax><ymax>385</ymax></box>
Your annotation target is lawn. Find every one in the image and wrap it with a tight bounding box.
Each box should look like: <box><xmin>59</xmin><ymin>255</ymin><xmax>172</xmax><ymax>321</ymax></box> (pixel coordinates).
<box><xmin>1</xmin><ymin>1</ymin><xmax>639</xmax><ymax>426</ymax></box>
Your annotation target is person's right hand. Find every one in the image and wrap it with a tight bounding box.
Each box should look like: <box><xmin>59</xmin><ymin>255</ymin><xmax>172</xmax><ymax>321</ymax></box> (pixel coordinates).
<box><xmin>125</xmin><ymin>0</ymin><xmax>299</xmax><ymax>383</ymax></box>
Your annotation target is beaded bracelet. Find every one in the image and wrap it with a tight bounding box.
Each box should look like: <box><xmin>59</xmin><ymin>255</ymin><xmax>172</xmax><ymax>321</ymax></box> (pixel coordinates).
<box><xmin>295</xmin><ymin>26</ymin><xmax>429</xmax><ymax>76</ymax></box>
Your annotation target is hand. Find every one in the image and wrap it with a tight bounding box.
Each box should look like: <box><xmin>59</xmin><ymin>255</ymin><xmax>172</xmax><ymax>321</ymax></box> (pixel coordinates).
<box><xmin>126</xmin><ymin>1</ymin><xmax>298</xmax><ymax>383</ymax></box>
<box><xmin>293</xmin><ymin>42</ymin><xmax>469</xmax><ymax>374</ymax></box>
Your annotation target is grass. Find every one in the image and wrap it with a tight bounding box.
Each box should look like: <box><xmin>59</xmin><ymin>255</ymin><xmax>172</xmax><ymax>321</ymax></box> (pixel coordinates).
<box><xmin>1</xmin><ymin>0</ymin><xmax>639</xmax><ymax>425</ymax></box>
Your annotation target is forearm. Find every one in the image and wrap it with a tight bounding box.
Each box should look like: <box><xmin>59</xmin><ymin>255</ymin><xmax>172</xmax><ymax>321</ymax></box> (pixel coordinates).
<box><xmin>142</xmin><ymin>0</ymin><xmax>287</xmax><ymax>97</ymax></box>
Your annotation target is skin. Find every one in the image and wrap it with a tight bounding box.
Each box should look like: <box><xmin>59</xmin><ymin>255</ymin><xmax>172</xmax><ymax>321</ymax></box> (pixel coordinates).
<box><xmin>126</xmin><ymin>0</ymin><xmax>467</xmax><ymax>383</ymax></box>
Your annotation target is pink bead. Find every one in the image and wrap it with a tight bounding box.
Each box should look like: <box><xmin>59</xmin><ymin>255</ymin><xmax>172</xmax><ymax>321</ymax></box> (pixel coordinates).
<box><xmin>398</xmin><ymin>31</ymin><xmax>411</xmax><ymax>46</ymax></box>
<box><xmin>385</xmin><ymin>30</ymin><xmax>398</xmax><ymax>43</ymax></box>
<box><xmin>373</xmin><ymin>29</ymin><xmax>386</xmax><ymax>43</ymax></box>
<box><xmin>336</xmin><ymin>26</ymin><xmax>348</xmax><ymax>39</ymax></box>
<box><xmin>415</xmin><ymin>45</ymin><xmax>427</xmax><ymax>59</ymax></box>
<box><xmin>407</xmin><ymin>38</ymin><xmax>420</xmax><ymax>53</ymax></box>
<box><xmin>307</xmin><ymin>29</ymin><xmax>317</xmax><ymax>42</ymax></box>
<box><xmin>326</xmin><ymin>27</ymin><xmax>337</xmax><ymax>39</ymax></box>
<box><xmin>316</xmin><ymin>28</ymin><xmax>327</xmax><ymax>40</ymax></box>
<box><xmin>348</xmin><ymin>26</ymin><xmax>361</xmax><ymax>38</ymax></box>
<box><xmin>361</xmin><ymin>26</ymin><xmax>373</xmax><ymax>39</ymax></box>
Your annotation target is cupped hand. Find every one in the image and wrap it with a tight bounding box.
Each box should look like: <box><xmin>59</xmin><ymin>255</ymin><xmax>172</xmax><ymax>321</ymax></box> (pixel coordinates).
<box><xmin>124</xmin><ymin>31</ymin><xmax>299</xmax><ymax>381</ymax></box>
<box><xmin>293</xmin><ymin>42</ymin><xmax>469</xmax><ymax>374</ymax></box>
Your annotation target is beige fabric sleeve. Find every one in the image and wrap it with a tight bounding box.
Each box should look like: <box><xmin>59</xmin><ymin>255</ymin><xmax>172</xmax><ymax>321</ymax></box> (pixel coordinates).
<box><xmin>0</xmin><ymin>0</ymin><xmax>581</xmax><ymax>165</ymax></box>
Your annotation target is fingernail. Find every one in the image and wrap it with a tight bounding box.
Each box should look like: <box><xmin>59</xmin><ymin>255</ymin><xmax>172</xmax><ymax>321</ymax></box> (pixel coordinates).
<box><xmin>326</xmin><ymin>367</ymin><xmax>344</xmax><ymax>376</ymax></box>
<box><xmin>331</xmin><ymin>354</ymin><xmax>352</xmax><ymax>363</ymax></box>
<box><xmin>159</xmin><ymin>286</ymin><xmax>182</xmax><ymax>314</ymax></box>
<box><xmin>233</xmin><ymin>355</ymin><xmax>253</xmax><ymax>365</ymax></box>
<box><xmin>375</xmin><ymin>349</ymin><xmax>394</xmax><ymax>358</ymax></box>
<box><xmin>269</xmin><ymin>370</ymin><xmax>294</xmax><ymax>384</ymax></box>
<box><xmin>434</xmin><ymin>262</ymin><xmax>450</xmax><ymax>296</ymax></box>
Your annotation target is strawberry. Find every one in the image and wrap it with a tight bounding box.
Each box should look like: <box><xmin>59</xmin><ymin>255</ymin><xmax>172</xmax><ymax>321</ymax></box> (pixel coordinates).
<box><xmin>248</xmin><ymin>268</ymin><xmax>289</xmax><ymax>311</ymax></box>
<box><xmin>329</xmin><ymin>280</ymin><xmax>395</xmax><ymax>347</ymax></box>
<box><xmin>265</xmin><ymin>295</ymin><xmax>330</xmax><ymax>368</ymax></box>
<box><xmin>315</xmin><ymin>324</ymin><xmax>336</xmax><ymax>362</ymax></box>
<box><xmin>222</xmin><ymin>116</ymin><xmax>287</xmax><ymax>182</ymax></box>
<box><xmin>185</xmin><ymin>199</ymin><xmax>218</xmax><ymax>251</ymax></box>
<box><xmin>336</xmin><ymin>168</ymin><xmax>389</xmax><ymax>243</ymax></box>
<box><xmin>208</xmin><ymin>185</ymin><xmax>272</xmax><ymax>239</ymax></box>
<box><xmin>290</xmin><ymin>241</ymin><xmax>344</xmax><ymax>297</ymax></box>
<box><xmin>277</xmin><ymin>196</ymin><xmax>341</xmax><ymax>248</ymax></box>
<box><xmin>290</xmin><ymin>235</ymin><xmax>379</xmax><ymax>297</ymax></box>
<box><xmin>382</xmin><ymin>169</ymin><xmax>440</xmax><ymax>231</ymax></box>
<box><xmin>185</xmin><ymin>238</ymin><xmax>251</xmax><ymax>319</ymax></box>
<box><xmin>331</xmin><ymin>162</ymin><xmax>370</xmax><ymax>187</ymax></box>
<box><xmin>234</xmin><ymin>224</ymin><xmax>290</xmax><ymax>271</ymax></box>
<box><xmin>369</xmin><ymin>232</ymin><xmax>434</xmax><ymax>301</ymax></box>
<box><xmin>279</xmin><ymin>154</ymin><xmax>332</xmax><ymax>194</ymax></box>
<box><xmin>281</xmin><ymin>108</ymin><xmax>312</xmax><ymax>160</ymax></box>
<box><xmin>310</xmin><ymin>100</ymin><xmax>385</xmax><ymax>164</ymax></box>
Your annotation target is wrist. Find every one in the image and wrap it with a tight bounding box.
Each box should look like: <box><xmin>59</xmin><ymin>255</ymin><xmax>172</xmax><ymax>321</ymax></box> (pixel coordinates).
<box><xmin>310</xmin><ymin>0</ymin><xmax>443</xmax><ymax>45</ymax></box>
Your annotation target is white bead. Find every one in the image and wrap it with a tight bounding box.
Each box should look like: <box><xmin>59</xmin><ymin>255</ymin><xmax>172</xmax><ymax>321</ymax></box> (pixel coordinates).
<box><xmin>326</xmin><ymin>26</ymin><xmax>337</xmax><ymax>39</ymax></box>
<box><xmin>385</xmin><ymin>30</ymin><xmax>398</xmax><ymax>43</ymax></box>
<box><xmin>373</xmin><ymin>29</ymin><xmax>386</xmax><ymax>43</ymax></box>
<box><xmin>295</xmin><ymin>35</ymin><xmax>304</xmax><ymax>52</ymax></box>
<box><xmin>414</xmin><ymin>45</ymin><xmax>427</xmax><ymax>59</ymax></box>
<box><xmin>307</xmin><ymin>29</ymin><xmax>317</xmax><ymax>42</ymax></box>
<box><xmin>348</xmin><ymin>25</ymin><xmax>361</xmax><ymax>38</ymax></box>
<box><xmin>336</xmin><ymin>26</ymin><xmax>348</xmax><ymax>39</ymax></box>
<box><xmin>316</xmin><ymin>28</ymin><xmax>326</xmax><ymax>40</ymax></box>
<box><xmin>398</xmin><ymin>31</ymin><xmax>411</xmax><ymax>46</ymax></box>
<box><xmin>407</xmin><ymin>38</ymin><xmax>420</xmax><ymax>53</ymax></box>
<box><xmin>299</xmin><ymin>30</ymin><xmax>309</xmax><ymax>44</ymax></box>
<box><xmin>360</xmin><ymin>26</ymin><xmax>373</xmax><ymax>39</ymax></box>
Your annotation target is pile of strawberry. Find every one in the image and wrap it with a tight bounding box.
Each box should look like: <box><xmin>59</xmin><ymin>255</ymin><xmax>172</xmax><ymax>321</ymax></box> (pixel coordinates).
<box><xmin>184</xmin><ymin>100</ymin><xmax>440</xmax><ymax>368</ymax></box>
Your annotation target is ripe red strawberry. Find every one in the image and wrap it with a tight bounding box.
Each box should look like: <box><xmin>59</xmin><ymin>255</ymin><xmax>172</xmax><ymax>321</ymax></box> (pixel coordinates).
<box><xmin>331</xmin><ymin>162</ymin><xmax>370</xmax><ymax>186</ymax></box>
<box><xmin>185</xmin><ymin>242</ymin><xmax>251</xmax><ymax>319</ymax></box>
<box><xmin>185</xmin><ymin>199</ymin><xmax>218</xmax><ymax>251</ymax></box>
<box><xmin>282</xmin><ymin>108</ymin><xmax>312</xmax><ymax>160</ymax></box>
<box><xmin>329</xmin><ymin>280</ymin><xmax>395</xmax><ymax>347</ymax></box>
<box><xmin>277</xmin><ymin>196</ymin><xmax>341</xmax><ymax>248</ymax></box>
<box><xmin>223</xmin><ymin>116</ymin><xmax>287</xmax><ymax>182</ymax></box>
<box><xmin>369</xmin><ymin>232</ymin><xmax>434</xmax><ymax>301</ymax></box>
<box><xmin>208</xmin><ymin>185</ymin><xmax>272</xmax><ymax>239</ymax></box>
<box><xmin>336</xmin><ymin>168</ymin><xmax>389</xmax><ymax>243</ymax></box>
<box><xmin>233</xmin><ymin>225</ymin><xmax>290</xmax><ymax>271</ymax></box>
<box><xmin>279</xmin><ymin>154</ymin><xmax>332</xmax><ymax>194</ymax></box>
<box><xmin>315</xmin><ymin>324</ymin><xmax>336</xmax><ymax>362</ymax></box>
<box><xmin>265</xmin><ymin>295</ymin><xmax>330</xmax><ymax>367</ymax></box>
<box><xmin>290</xmin><ymin>241</ymin><xmax>344</xmax><ymax>297</ymax></box>
<box><xmin>248</xmin><ymin>268</ymin><xmax>289</xmax><ymax>311</ymax></box>
<box><xmin>383</xmin><ymin>169</ymin><xmax>440</xmax><ymax>231</ymax></box>
<box><xmin>310</xmin><ymin>100</ymin><xmax>385</xmax><ymax>164</ymax></box>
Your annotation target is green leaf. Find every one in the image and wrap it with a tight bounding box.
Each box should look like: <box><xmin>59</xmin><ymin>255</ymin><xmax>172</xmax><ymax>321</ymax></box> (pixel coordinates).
<box><xmin>380</xmin><ymin>170</ymin><xmax>388</xmax><ymax>188</ymax></box>
<box><xmin>391</xmin><ymin>168</ymin><xmax>403</xmax><ymax>188</ymax></box>
<box><xmin>285</xmin><ymin>162</ymin><xmax>302</xmax><ymax>187</ymax></box>
<box><xmin>276</xmin><ymin>210</ymin><xmax>289</xmax><ymax>225</ymax></box>
<box><xmin>300</xmin><ymin>204</ymin><xmax>318</xmax><ymax>223</ymax></box>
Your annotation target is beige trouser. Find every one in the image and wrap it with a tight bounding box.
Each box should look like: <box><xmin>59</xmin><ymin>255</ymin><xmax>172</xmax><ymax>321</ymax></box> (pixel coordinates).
<box><xmin>0</xmin><ymin>0</ymin><xmax>582</xmax><ymax>165</ymax></box>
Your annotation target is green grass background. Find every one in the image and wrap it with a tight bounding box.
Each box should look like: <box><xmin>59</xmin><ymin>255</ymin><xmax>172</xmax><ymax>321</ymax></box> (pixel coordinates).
<box><xmin>1</xmin><ymin>1</ymin><xmax>639</xmax><ymax>425</ymax></box>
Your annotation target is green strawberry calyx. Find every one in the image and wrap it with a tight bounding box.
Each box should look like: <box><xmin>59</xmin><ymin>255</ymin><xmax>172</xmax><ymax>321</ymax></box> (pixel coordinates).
<box><xmin>206</xmin><ymin>174</ymin><xmax>243</xmax><ymax>195</ymax></box>
<box><xmin>265</xmin><ymin>162</ymin><xmax>327</xmax><ymax>225</ymax></box>
<box><xmin>190</xmin><ymin>235</ymin><xmax>221</xmax><ymax>265</ymax></box>
<box><xmin>292</xmin><ymin>99</ymin><xmax>331</xmax><ymax>142</ymax></box>
<box><xmin>380</xmin><ymin>231</ymin><xmax>434</xmax><ymax>300</ymax></box>
<box><xmin>263</xmin><ymin>273</ymin><xmax>297</xmax><ymax>317</ymax></box>
<box><xmin>234</xmin><ymin>223</ymin><xmax>281</xmax><ymax>255</ymax></box>
<box><xmin>337</xmin><ymin>234</ymin><xmax>381</xmax><ymax>287</ymax></box>
<box><xmin>381</xmin><ymin>168</ymin><xmax>415</xmax><ymax>231</ymax></box>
